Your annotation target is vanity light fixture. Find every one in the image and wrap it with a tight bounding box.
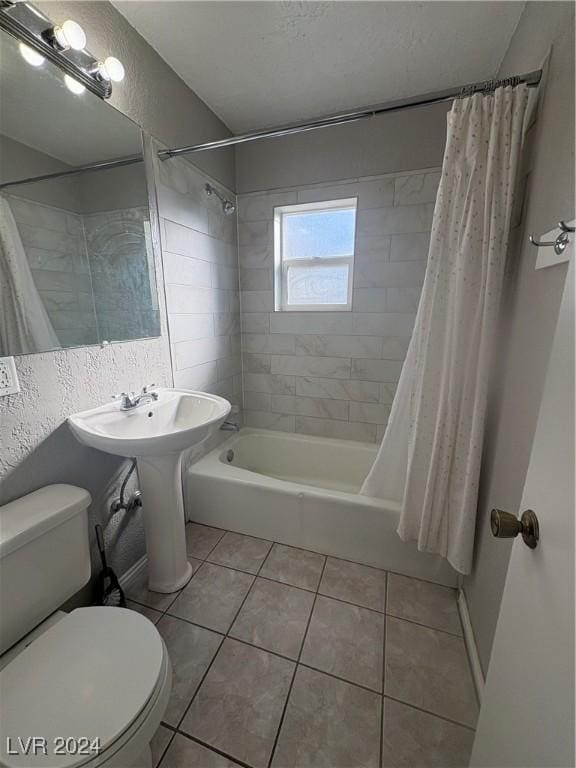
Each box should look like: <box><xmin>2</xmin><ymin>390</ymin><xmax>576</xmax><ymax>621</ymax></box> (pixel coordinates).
<box><xmin>49</xmin><ymin>19</ymin><xmax>86</xmax><ymax>52</ymax></box>
<box><xmin>64</xmin><ymin>74</ymin><xmax>86</xmax><ymax>95</ymax></box>
<box><xmin>0</xmin><ymin>1</ymin><xmax>124</xmax><ymax>99</ymax></box>
<box><xmin>18</xmin><ymin>41</ymin><xmax>44</xmax><ymax>66</ymax></box>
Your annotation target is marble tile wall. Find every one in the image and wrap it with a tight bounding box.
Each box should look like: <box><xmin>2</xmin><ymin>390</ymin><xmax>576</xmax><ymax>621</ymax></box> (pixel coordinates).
<box><xmin>237</xmin><ymin>168</ymin><xmax>441</xmax><ymax>442</ymax></box>
<box><xmin>9</xmin><ymin>195</ymin><xmax>98</xmax><ymax>347</ymax></box>
<box><xmin>154</xmin><ymin>153</ymin><xmax>242</xmax><ymax>414</ymax></box>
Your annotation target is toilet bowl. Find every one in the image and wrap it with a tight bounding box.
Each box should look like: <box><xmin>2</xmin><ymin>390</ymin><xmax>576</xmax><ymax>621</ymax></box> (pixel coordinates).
<box><xmin>0</xmin><ymin>486</ymin><xmax>172</xmax><ymax>768</ymax></box>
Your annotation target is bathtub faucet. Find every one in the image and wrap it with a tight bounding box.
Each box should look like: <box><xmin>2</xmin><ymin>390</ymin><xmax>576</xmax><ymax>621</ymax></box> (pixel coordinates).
<box><xmin>220</xmin><ymin>420</ymin><xmax>240</xmax><ymax>432</ymax></box>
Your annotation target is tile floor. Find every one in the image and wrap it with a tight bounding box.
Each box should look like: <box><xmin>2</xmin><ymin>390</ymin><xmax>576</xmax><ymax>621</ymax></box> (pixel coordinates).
<box><xmin>125</xmin><ymin>523</ymin><xmax>478</xmax><ymax>768</ymax></box>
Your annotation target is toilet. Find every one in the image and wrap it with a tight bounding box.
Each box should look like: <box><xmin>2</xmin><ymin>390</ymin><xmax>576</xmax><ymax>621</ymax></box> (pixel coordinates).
<box><xmin>0</xmin><ymin>485</ymin><xmax>172</xmax><ymax>768</ymax></box>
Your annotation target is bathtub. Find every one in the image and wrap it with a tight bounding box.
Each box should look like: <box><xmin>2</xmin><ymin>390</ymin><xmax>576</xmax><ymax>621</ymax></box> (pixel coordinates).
<box><xmin>185</xmin><ymin>429</ymin><xmax>457</xmax><ymax>587</ymax></box>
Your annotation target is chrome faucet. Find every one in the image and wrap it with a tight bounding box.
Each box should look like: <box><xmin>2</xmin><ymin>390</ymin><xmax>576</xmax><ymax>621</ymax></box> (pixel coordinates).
<box><xmin>113</xmin><ymin>385</ymin><xmax>159</xmax><ymax>411</ymax></box>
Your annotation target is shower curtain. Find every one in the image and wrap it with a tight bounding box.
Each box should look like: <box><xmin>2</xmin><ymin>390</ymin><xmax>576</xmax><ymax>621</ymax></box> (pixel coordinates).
<box><xmin>361</xmin><ymin>85</ymin><xmax>532</xmax><ymax>574</ymax></box>
<box><xmin>0</xmin><ymin>195</ymin><xmax>60</xmax><ymax>355</ymax></box>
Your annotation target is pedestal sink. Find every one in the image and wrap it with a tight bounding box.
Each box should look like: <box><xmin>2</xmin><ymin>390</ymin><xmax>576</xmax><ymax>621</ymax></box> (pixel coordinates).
<box><xmin>68</xmin><ymin>388</ymin><xmax>230</xmax><ymax>593</ymax></box>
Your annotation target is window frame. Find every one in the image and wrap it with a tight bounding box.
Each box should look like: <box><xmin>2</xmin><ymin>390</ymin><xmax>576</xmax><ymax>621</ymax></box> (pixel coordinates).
<box><xmin>273</xmin><ymin>197</ymin><xmax>357</xmax><ymax>312</ymax></box>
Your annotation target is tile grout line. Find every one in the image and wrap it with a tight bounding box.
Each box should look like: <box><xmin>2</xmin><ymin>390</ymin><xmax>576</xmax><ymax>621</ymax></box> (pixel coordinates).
<box><xmin>148</xmin><ymin>528</ymin><xmax>229</xmax><ymax>620</ymax></box>
<box><xmin>155</xmin><ymin>535</ymin><xmax>231</xmax><ymax>737</ymax></box>
<box><xmin>385</xmin><ymin>612</ymin><xmax>464</xmax><ymax>638</ymax></box>
<box><xmin>382</xmin><ymin>693</ymin><xmax>477</xmax><ymax>732</ymax></box>
<box><xmin>171</xmin><ymin>731</ymin><xmax>255</xmax><ymax>768</ymax></box>
<box><xmin>297</xmin><ymin>660</ymin><xmax>383</xmax><ymax>697</ymax></box>
<box><xmin>169</xmin><ymin>536</ymin><xmax>274</xmax><ymax>760</ymax></box>
<box><xmin>317</xmin><ymin>589</ymin><xmax>387</xmax><ymax>616</ymax></box>
<box><xmin>380</xmin><ymin>574</ymin><xmax>388</xmax><ymax>768</ymax></box>
<box><xmin>266</xmin><ymin>556</ymin><xmax>329</xmax><ymax>768</ymax></box>
<box><xmin>154</xmin><ymin>728</ymin><xmax>175</xmax><ymax>768</ymax></box>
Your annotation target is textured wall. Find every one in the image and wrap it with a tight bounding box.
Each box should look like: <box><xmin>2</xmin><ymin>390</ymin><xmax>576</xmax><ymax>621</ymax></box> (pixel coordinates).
<box><xmin>463</xmin><ymin>1</ymin><xmax>576</xmax><ymax>674</ymax></box>
<box><xmin>154</xmin><ymin>150</ymin><xmax>242</xmax><ymax>413</ymax></box>
<box><xmin>238</xmin><ymin>168</ymin><xmax>439</xmax><ymax>440</ymax></box>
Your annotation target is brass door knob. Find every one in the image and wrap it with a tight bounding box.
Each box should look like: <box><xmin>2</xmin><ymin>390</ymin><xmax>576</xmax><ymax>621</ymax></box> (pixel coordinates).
<box><xmin>491</xmin><ymin>508</ymin><xmax>539</xmax><ymax>549</ymax></box>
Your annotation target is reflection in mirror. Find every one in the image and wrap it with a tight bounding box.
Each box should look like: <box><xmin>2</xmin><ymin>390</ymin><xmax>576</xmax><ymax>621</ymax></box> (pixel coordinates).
<box><xmin>0</xmin><ymin>28</ymin><xmax>161</xmax><ymax>356</ymax></box>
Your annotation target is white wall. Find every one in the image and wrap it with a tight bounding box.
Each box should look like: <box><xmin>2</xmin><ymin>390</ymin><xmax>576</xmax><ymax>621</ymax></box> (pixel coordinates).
<box><xmin>238</xmin><ymin>169</ymin><xmax>439</xmax><ymax>440</ymax></box>
<box><xmin>0</xmin><ymin>135</ymin><xmax>82</xmax><ymax>212</ymax></box>
<box><xmin>235</xmin><ymin>102</ymin><xmax>449</xmax><ymax>194</ymax></box>
<box><xmin>463</xmin><ymin>1</ymin><xmax>575</xmax><ymax>674</ymax></box>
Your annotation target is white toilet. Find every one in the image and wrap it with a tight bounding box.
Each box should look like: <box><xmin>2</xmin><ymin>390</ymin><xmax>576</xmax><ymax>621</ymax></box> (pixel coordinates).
<box><xmin>0</xmin><ymin>484</ymin><xmax>172</xmax><ymax>768</ymax></box>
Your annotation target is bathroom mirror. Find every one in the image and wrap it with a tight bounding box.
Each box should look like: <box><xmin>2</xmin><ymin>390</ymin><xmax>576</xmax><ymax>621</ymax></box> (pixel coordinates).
<box><xmin>0</xmin><ymin>29</ymin><xmax>161</xmax><ymax>356</ymax></box>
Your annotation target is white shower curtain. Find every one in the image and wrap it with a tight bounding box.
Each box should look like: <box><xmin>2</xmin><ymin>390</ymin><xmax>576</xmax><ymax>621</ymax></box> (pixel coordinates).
<box><xmin>0</xmin><ymin>195</ymin><xmax>60</xmax><ymax>355</ymax></box>
<box><xmin>361</xmin><ymin>85</ymin><xmax>532</xmax><ymax>574</ymax></box>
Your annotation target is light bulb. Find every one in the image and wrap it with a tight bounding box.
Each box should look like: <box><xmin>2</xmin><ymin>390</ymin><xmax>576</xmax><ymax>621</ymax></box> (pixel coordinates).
<box><xmin>54</xmin><ymin>19</ymin><xmax>86</xmax><ymax>51</ymax></box>
<box><xmin>102</xmin><ymin>56</ymin><xmax>125</xmax><ymax>83</ymax></box>
<box><xmin>64</xmin><ymin>74</ymin><xmax>86</xmax><ymax>95</ymax></box>
<box><xmin>19</xmin><ymin>43</ymin><xmax>45</xmax><ymax>67</ymax></box>
<box><xmin>96</xmin><ymin>56</ymin><xmax>125</xmax><ymax>83</ymax></box>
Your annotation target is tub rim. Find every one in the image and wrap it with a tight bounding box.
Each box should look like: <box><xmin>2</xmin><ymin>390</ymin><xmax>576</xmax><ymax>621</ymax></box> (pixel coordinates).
<box><xmin>186</xmin><ymin>427</ymin><xmax>399</xmax><ymax>513</ymax></box>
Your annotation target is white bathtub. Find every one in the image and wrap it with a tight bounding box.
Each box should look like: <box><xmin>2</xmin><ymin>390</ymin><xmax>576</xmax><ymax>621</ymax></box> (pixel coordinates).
<box><xmin>185</xmin><ymin>429</ymin><xmax>457</xmax><ymax>587</ymax></box>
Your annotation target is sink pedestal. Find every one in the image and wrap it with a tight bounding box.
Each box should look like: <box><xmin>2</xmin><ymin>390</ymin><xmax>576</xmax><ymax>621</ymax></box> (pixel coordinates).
<box><xmin>137</xmin><ymin>453</ymin><xmax>193</xmax><ymax>593</ymax></box>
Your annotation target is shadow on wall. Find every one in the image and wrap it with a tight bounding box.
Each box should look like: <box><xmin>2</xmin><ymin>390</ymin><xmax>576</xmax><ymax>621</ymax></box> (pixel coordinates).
<box><xmin>0</xmin><ymin>423</ymin><xmax>145</xmax><ymax>592</ymax></box>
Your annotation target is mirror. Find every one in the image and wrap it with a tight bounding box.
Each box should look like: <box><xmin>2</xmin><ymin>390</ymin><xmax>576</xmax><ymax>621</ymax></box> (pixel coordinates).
<box><xmin>0</xmin><ymin>29</ymin><xmax>161</xmax><ymax>356</ymax></box>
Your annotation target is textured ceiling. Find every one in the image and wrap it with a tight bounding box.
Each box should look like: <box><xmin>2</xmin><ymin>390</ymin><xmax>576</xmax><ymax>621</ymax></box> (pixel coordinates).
<box><xmin>113</xmin><ymin>1</ymin><xmax>525</xmax><ymax>133</ymax></box>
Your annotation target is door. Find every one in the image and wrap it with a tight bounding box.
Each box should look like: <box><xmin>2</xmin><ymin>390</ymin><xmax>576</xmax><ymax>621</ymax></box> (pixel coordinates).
<box><xmin>471</xmin><ymin>256</ymin><xmax>575</xmax><ymax>768</ymax></box>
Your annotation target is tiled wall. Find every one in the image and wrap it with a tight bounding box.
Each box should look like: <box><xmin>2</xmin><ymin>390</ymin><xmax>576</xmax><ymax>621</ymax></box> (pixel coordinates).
<box><xmin>10</xmin><ymin>195</ymin><xmax>161</xmax><ymax>348</ymax></box>
<box><xmin>9</xmin><ymin>195</ymin><xmax>98</xmax><ymax>347</ymax></box>
<box><xmin>155</xmin><ymin>153</ymin><xmax>242</xmax><ymax>412</ymax></box>
<box><xmin>237</xmin><ymin>168</ymin><xmax>440</xmax><ymax>442</ymax></box>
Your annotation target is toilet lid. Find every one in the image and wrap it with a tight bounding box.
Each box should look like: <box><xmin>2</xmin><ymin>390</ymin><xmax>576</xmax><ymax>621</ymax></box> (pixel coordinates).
<box><xmin>0</xmin><ymin>607</ymin><xmax>164</xmax><ymax>768</ymax></box>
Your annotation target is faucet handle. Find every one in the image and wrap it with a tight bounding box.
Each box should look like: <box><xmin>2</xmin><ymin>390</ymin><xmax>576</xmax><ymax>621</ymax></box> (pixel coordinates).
<box><xmin>141</xmin><ymin>384</ymin><xmax>159</xmax><ymax>401</ymax></box>
<box><xmin>112</xmin><ymin>392</ymin><xmax>132</xmax><ymax>408</ymax></box>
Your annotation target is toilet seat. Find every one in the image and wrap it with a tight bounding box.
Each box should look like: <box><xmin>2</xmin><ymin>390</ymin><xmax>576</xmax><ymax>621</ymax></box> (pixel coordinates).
<box><xmin>0</xmin><ymin>607</ymin><xmax>169</xmax><ymax>768</ymax></box>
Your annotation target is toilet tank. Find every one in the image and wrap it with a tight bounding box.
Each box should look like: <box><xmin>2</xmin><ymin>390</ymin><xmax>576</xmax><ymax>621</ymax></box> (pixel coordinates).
<box><xmin>0</xmin><ymin>484</ymin><xmax>92</xmax><ymax>654</ymax></box>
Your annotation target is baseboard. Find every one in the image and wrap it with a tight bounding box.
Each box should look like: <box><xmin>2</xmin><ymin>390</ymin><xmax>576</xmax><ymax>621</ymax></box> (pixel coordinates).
<box><xmin>119</xmin><ymin>554</ymin><xmax>148</xmax><ymax>590</ymax></box>
<box><xmin>458</xmin><ymin>588</ymin><xmax>485</xmax><ymax>705</ymax></box>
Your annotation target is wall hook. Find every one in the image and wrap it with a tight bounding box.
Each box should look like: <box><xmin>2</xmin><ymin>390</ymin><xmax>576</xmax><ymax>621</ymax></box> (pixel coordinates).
<box><xmin>530</xmin><ymin>221</ymin><xmax>574</xmax><ymax>256</ymax></box>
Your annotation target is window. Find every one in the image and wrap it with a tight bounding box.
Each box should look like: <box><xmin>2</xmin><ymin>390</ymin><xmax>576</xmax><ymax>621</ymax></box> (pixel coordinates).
<box><xmin>274</xmin><ymin>198</ymin><xmax>357</xmax><ymax>311</ymax></box>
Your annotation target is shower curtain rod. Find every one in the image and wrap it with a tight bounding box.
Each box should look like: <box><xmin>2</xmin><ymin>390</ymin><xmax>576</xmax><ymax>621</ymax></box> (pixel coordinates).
<box><xmin>0</xmin><ymin>69</ymin><xmax>541</xmax><ymax>190</ymax></box>
<box><xmin>158</xmin><ymin>69</ymin><xmax>542</xmax><ymax>159</ymax></box>
<box><xmin>0</xmin><ymin>155</ymin><xmax>143</xmax><ymax>191</ymax></box>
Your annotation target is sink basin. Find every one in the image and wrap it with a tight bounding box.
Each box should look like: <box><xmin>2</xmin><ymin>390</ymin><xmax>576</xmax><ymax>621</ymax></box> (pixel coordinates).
<box><xmin>68</xmin><ymin>388</ymin><xmax>231</xmax><ymax>594</ymax></box>
<box><xmin>68</xmin><ymin>388</ymin><xmax>230</xmax><ymax>458</ymax></box>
